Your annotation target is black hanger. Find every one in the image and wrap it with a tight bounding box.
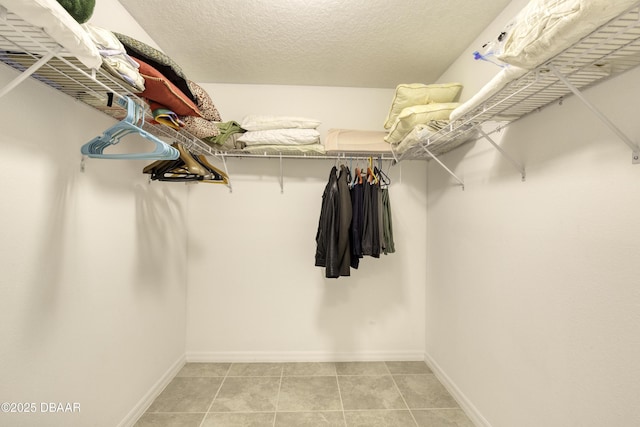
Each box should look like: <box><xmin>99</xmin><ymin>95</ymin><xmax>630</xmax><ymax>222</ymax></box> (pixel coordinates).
<box><xmin>143</xmin><ymin>144</ymin><xmax>230</xmax><ymax>184</ymax></box>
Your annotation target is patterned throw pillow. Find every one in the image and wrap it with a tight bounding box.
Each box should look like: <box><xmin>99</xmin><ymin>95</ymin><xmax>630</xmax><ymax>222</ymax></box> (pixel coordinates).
<box><xmin>181</xmin><ymin>116</ymin><xmax>220</xmax><ymax>139</ymax></box>
<box><xmin>187</xmin><ymin>81</ymin><xmax>221</xmax><ymax>122</ymax></box>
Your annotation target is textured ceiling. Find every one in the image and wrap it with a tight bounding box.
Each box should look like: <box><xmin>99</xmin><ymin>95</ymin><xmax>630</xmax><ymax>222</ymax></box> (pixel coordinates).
<box><xmin>118</xmin><ymin>0</ymin><xmax>511</xmax><ymax>88</ymax></box>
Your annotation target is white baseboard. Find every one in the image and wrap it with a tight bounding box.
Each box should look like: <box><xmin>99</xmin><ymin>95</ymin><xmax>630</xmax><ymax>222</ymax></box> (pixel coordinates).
<box><xmin>117</xmin><ymin>354</ymin><xmax>186</xmax><ymax>427</ymax></box>
<box><xmin>186</xmin><ymin>350</ymin><xmax>425</xmax><ymax>363</ymax></box>
<box><xmin>424</xmin><ymin>352</ymin><xmax>493</xmax><ymax>427</ymax></box>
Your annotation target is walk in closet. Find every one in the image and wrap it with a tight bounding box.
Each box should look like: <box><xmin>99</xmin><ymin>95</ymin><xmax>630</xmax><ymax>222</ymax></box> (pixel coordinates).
<box><xmin>1</xmin><ymin>0</ymin><xmax>639</xmax><ymax>426</ymax></box>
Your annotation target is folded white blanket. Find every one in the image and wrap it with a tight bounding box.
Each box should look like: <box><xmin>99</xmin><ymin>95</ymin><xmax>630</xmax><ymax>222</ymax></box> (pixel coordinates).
<box><xmin>0</xmin><ymin>0</ymin><xmax>102</xmax><ymax>69</ymax></box>
<box><xmin>496</xmin><ymin>0</ymin><xmax>640</xmax><ymax>69</ymax></box>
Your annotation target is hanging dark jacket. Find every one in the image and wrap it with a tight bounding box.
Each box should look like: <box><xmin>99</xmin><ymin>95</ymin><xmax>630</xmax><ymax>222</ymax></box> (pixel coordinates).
<box><xmin>362</xmin><ymin>179</ymin><xmax>381</xmax><ymax>258</ymax></box>
<box><xmin>350</xmin><ymin>177</ymin><xmax>364</xmax><ymax>269</ymax></box>
<box><xmin>315</xmin><ymin>167</ymin><xmax>341</xmax><ymax>278</ymax></box>
<box><xmin>336</xmin><ymin>165</ymin><xmax>352</xmax><ymax>276</ymax></box>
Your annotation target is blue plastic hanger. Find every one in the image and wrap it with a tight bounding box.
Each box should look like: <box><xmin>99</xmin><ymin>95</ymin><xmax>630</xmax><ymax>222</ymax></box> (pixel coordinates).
<box><xmin>80</xmin><ymin>96</ymin><xmax>179</xmax><ymax>160</ymax></box>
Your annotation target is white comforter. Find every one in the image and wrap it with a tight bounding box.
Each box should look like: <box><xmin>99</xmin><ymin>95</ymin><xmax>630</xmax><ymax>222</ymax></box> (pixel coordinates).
<box><xmin>451</xmin><ymin>0</ymin><xmax>640</xmax><ymax>122</ymax></box>
<box><xmin>496</xmin><ymin>0</ymin><xmax>640</xmax><ymax>69</ymax></box>
<box><xmin>0</xmin><ymin>0</ymin><xmax>101</xmax><ymax>69</ymax></box>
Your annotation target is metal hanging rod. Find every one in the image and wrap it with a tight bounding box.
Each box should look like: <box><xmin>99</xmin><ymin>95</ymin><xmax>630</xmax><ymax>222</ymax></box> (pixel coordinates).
<box><xmin>209</xmin><ymin>152</ymin><xmax>398</xmax><ymax>161</ymax></box>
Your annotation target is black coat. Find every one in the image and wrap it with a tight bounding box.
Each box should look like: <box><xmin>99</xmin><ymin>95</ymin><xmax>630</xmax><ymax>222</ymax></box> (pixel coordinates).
<box><xmin>315</xmin><ymin>166</ymin><xmax>352</xmax><ymax>278</ymax></box>
<box><xmin>336</xmin><ymin>165</ymin><xmax>352</xmax><ymax>276</ymax></box>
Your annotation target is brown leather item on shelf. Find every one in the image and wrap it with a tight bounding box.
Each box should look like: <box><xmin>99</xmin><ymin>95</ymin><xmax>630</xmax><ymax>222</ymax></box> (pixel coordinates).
<box><xmin>132</xmin><ymin>57</ymin><xmax>203</xmax><ymax>118</ymax></box>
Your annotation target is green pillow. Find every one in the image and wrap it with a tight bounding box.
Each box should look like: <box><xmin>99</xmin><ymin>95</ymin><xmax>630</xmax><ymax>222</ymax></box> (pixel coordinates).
<box><xmin>56</xmin><ymin>0</ymin><xmax>96</xmax><ymax>24</ymax></box>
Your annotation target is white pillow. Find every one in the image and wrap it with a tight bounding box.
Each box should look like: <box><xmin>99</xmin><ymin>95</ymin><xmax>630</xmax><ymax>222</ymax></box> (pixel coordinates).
<box><xmin>384</xmin><ymin>103</ymin><xmax>459</xmax><ymax>145</ymax></box>
<box><xmin>241</xmin><ymin>115</ymin><xmax>321</xmax><ymax>131</ymax></box>
<box><xmin>238</xmin><ymin>128</ymin><xmax>320</xmax><ymax>146</ymax></box>
<box><xmin>384</xmin><ymin>83</ymin><xmax>463</xmax><ymax>129</ymax></box>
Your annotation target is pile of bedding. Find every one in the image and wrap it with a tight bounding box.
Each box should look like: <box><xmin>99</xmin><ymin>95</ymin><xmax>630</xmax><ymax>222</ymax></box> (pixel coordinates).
<box><xmin>79</xmin><ymin>23</ymin><xmax>224</xmax><ymax>140</ymax></box>
<box><xmin>453</xmin><ymin>0</ymin><xmax>640</xmax><ymax>121</ymax></box>
<box><xmin>383</xmin><ymin>82</ymin><xmax>463</xmax><ymax>154</ymax></box>
<box><xmin>236</xmin><ymin>115</ymin><xmax>326</xmax><ymax>155</ymax></box>
<box><xmin>485</xmin><ymin>0</ymin><xmax>640</xmax><ymax>70</ymax></box>
<box><xmin>112</xmin><ymin>31</ymin><xmax>222</xmax><ymax>139</ymax></box>
<box><xmin>318</xmin><ymin>82</ymin><xmax>465</xmax><ymax>158</ymax></box>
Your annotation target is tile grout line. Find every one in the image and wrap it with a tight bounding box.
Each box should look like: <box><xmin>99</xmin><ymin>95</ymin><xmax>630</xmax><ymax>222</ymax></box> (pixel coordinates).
<box><xmin>386</xmin><ymin>363</ymin><xmax>420</xmax><ymax>427</ymax></box>
<box><xmin>334</xmin><ymin>369</ymin><xmax>348</xmax><ymax>427</ymax></box>
<box><xmin>272</xmin><ymin>364</ymin><xmax>284</xmax><ymax>427</ymax></box>
<box><xmin>147</xmin><ymin>408</ymin><xmax>463</xmax><ymax>414</ymax></box>
<box><xmin>197</xmin><ymin>363</ymin><xmax>232</xmax><ymax>427</ymax></box>
<box><xmin>147</xmin><ymin>408</ymin><xmax>461</xmax><ymax>414</ymax></box>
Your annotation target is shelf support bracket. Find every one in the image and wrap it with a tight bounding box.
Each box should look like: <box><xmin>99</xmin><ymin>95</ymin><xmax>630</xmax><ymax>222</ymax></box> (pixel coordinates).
<box><xmin>279</xmin><ymin>153</ymin><xmax>284</xmax><ymax>194</ymax></box>
<box><xmin>220</xmin><ymin>154</ymin><xmax>232</xmax><ymax>193</ymax></box>
<box><xmin>0</xmin><ymin>46</ymin><xmax>62</xmax><ymax>99</ymax></box>
<box><xmin>422</xmin><ymin>145</ymin><xmax>465</xmax><ymax>190</ymax></box>
<box><xmin>478</xmin><ymin>129</ymin><xmax>526</xmax><ymax>181</ymax></box>
<box><xmin>549</xmin><ymin>64</ymin><xmax>640</xmax><ymax>164</ymax></box>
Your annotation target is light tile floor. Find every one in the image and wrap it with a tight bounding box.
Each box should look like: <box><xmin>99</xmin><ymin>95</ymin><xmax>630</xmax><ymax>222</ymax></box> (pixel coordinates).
<box><xmin>134</xmin><ymin>361</ymin><xmax>474</xmax><ymax>427</ymax></box>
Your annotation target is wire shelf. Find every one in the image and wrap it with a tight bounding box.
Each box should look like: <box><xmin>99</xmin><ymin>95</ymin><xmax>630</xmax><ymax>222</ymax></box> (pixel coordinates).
<box><xmin>393</xmin><ymin>3</ymin><xmax>640</xmax><ymax>162</ymax></box>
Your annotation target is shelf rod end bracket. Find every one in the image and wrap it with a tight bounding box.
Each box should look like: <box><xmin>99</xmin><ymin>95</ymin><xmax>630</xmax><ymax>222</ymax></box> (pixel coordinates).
<box><xmin>219</xmin><ymin>154</ymin><xmax>232</xmax><ymax>193</ymax></box>
<box><xmin>422</xmin><ymin>146</ymin><xmax>465</xmax><ymax>190</ymax></box>
<box><xmin>279</xmin><ymin>153</ymin><xmax>284</xmax><ymax>194</ymax></box>
<box><xmin>478</xmin><ymin>129</ymin><xmax>526</xmax><ymax>181</ymax></box>
<box><xmin>549</xmin><ymin>64</ymin><xmax>640</xmax><ymax>159</ymax></box>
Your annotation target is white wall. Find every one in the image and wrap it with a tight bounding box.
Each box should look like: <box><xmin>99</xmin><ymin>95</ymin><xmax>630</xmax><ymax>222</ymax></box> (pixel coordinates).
<box><xmin>200</xmin><ymin>83</ymin><xmax>395</xmax><ymax>137</ymax></box>
<box><xmin>0</xmin><ymin>2</ymin><xmax>189</xmax><ymax>426</ymax></box>
<box><xmin>428</xmin><ymin>1</ymin><xmax>640</xmax><ymax>426</ymax></box>
<box><xmin>437</xmin><ymin>0</ymin><xmax>529</xmax><ymax>98</ymax></box>
<box><xmin>185</xmin><ymin>84</ymin><xmax>428</xmax><ymax>361</ymax></box>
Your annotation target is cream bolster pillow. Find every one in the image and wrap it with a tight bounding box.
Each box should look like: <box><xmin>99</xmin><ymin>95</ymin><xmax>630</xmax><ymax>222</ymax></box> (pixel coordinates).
<box><xmin>384</xmin><ymin>102</ymin><xmax>460</xmax><ymax>145</ymax></box>
<box><xmin>449</xmin><ymin>65</ymin><xmax>528</xmax><ymax>121</ymax></box>
<box><xmin>384</xmin><ymin>82</ymin><xmax>463</xmax><ymax>129</ymax></box>
<box><xmin>241</xmin><ymin>115</ymin><xmax>321</xmax><ymax>131</ymax></box>
<box><xmin>238</xmin><ymin>128</ymin><xmax>321</xmax><ymax>146</ymax></box>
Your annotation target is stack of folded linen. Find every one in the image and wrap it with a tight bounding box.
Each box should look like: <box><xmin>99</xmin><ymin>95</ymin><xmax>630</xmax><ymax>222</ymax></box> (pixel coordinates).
<box><xmin>238</xmin><ymin>115</ymin><xmax>325</xmax><ymax>155</ymax></box>
<box><xmin>82</xmin><ymin>24</ymin><xmax>145</xmax><ymax>92</ymax></box>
